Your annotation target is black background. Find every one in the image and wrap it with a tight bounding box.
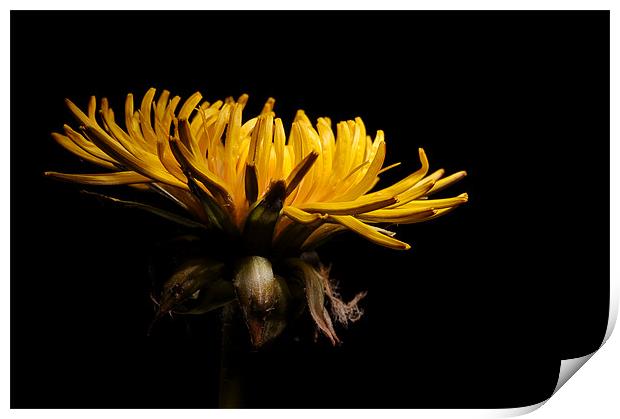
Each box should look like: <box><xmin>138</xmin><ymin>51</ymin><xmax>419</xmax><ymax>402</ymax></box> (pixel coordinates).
<box><xmin>11</xmin><ymin>11</ymin><xmax>609</xmax><ymax>408</ymax></box>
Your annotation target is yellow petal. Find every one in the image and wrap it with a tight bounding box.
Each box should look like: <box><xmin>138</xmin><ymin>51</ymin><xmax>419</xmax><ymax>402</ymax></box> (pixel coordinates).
<box><xmin>358</xmin><ymin>207</ymin><xmax>434</xmax><ymax>223</ymax></box>
<box><xmin>370</xmin><ymin>226</ymin><xmax>397</xmax><ymax>237</ymax></box>
<box><xmin>190</xmin><ymin>102</ymin><xmax>208</xmax><ymax>141</ymax></box>
<box><xmin>45</xmin><ymin>171</ymin><xmax>151</xmax><ymax>185</ymax></box>
<box><xmin>211</xmin><ymin>102</ymin><xmax>232</xmax><ymax>152</ymax></box>
<box><xmin>273</xmin><ymin>118</ymin><xmax>286</xmax><ymax>180</ymax></box>
<box><xmin>124</xmin><ymin>94</ymin><xmax>145</xmax><ymax>143</ymax></box>
<box><xmin>178</xmin><ymin>91</ymin><xmax>202</xmax><ymax>120</ymax></box>
<box><xmin>299</xmin><ymin>194</ymin><xmax>396</xmax><ymax>216</ymax></box>
<box><xmin>51</xmin><ymin>132</ymin><xmax>117</xmax><ymax>169</ymax></box>
<box><xmin>178</xmin><ymin>118</ymin><xmax>198</xmax><ymax>157</ymax></box>
<box><xmin>389</xmin><ymin>177</ymin><xmax>436</xmax><ymax>207</ymax></box>
<box><xmin>256</xmin><ymin>113</ymin><xmax>274</xmax><ymax>192</ymax></box>
<box><xmin>137</xmin><ymin>89</ymin><xmax>160</xmax><ymax>152</ymax></box>
<box><xmin>377</xmin><ymin>161</ymin><xmax>401</xmax><ymax>175</ymax></box>
<box><xmin>240</xmin><ymin>116</ymin><xmax>258</xmax><ymax>139</ymax></box>
<box><xmin>353</xmin><ymin>117</ymin><xmax>367</xmax><ymax>167</ymax></box>
<box><xmin>160</xmin><ymin>95</ymin><xmax>181</xmax><ymax>140</ymax></box>
<box><xmin>82</xmin><ymin>125</ymin><xmax>144</xmax><ymax>168</ymax></box>
<box><xmin>155</xmin><ymin>90</ymin><xmax>171</xmax><ymax>121</ymax></box>
<box><xmin>362</xmin><ymin>194</ymin><xmax>468</xmax><ymax>222</ymax></box>
<box><xmin>63</xmin><ymin>125</ymin><xmax>117</xmax><ymax>164</ymax></box>
<box><xmin>358</xmin><ymin>209</ymin><xmax>437</xmax><ymax>224</ymax></box>
<box><xmin>332</xmin><ymin>121</ymin><xmax>353</xmax><ymax>180</ymax></box>
<box><xmin>423</xmin><ymin>206</ymin><xmax>460</xmax><ymax>221</ymax></box>
<box><xmin>285</xmin><ymin>151</ymin><xmax>319</xmax><ymax>197</ymax></box>
<box><xmin>196</xmin><ymin>106</ymin><xmax>219</xmax><ymax>157</ymax></box>
<box><xmin>100</xmin><ymin>99</ymin><xmax>140</xmax><ymax>156</ymax></box>
<box><xmin>261</xmin><ymin>97</ymin><xmax>275</xmax><ymax>114</ymax></box>
<box><xmin>415</xmin><ymin>168</ymin><xmax>445</xmax><ymax>187</ymax></box>
<box><xmin>155</xmin><ymin>134</ymin><xmax>186</xmax><ymax>182</ymax></box>
<box><xmin>337</xmin><ymin>139</ymin><xmax>386</xmax><ymax>201</ymax></box>
<box><xmin>328</xmin><ymin>215</ymin><xmax>410</xmax><ymax>250</ymax></box>
<box><xmin>289</xmin><ymin>122</ymin><xmax>304</xmax><ymax>166</ymax></box>
<box><xmin>366</xmin><ymin>148</ymin><xmax>429</xmax><ymax>198</ymax></box>
<box><xmin>400</xmin><ymin>193</ymin><xmax>468</xmax><ymax>209</ymax></box>
<box><xmin>292</xmin><ymin>123</ymin><xmax>322</xmax><ymax>203</ymax></box>
<box><xmin>237</xmin><ymin>93</ymin><xmax>249</xmax><ymax>109</ymax></box>
<box><xmin>83</xmin><ymin>125</ymin><xmax>186</xmax><ymax>189</ymax></box>
<box><xmin>428</xmin><ymin>171</ymin><xmax>467</xmax><ymax>195</ymax></box>
<box><xmin>282</xmin><ymin>207</ymin><xmax>327</xmax><ymax>224</ymax></box>
<box><xmin>168</xmin><ymin>135</ymin><xmax>232</xmax><ymax>202</ymax></box>
<box><xmin>64</xmin><ymin>98</ymin><xmax>91</xmax><ymax>127</ymax></box>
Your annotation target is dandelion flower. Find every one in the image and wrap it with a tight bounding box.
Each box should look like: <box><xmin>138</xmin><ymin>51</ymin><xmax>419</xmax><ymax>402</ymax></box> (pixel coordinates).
<box><xmin>46</xmin><ymin>88</ymin><xmax>468</xmax><ymax>347</ymax></box>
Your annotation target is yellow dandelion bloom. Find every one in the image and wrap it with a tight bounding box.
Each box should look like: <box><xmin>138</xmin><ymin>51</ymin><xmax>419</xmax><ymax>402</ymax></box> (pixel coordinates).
<box><xmin>47</xmin><ymin>87</ymin><xmax>470</xmax><ymax>348</ymax></box>
<box><xmin>46</xmin><ymin>88</ymin><xmax>467</xmax><ymax>252</ymax></box>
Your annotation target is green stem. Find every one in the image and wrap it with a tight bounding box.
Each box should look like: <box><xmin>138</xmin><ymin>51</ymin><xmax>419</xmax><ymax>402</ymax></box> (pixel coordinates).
<box><xmin>219</xmin><ymin>304</ymin><xmax>243</xmax><ymax>408</ymax></box>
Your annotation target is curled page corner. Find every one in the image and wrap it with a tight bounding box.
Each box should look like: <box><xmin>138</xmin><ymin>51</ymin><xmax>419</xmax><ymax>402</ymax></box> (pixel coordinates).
<box><xmin>549</xmin><ymin>278</ymin><xmax>618</xmax><ymax>397</ymax></box>
<box><xmin>400</xmin><ymin>284</ymin><xmax>616</xmax><ymax>418</ymax></box>
<box><xmin>553</xmin><ymin>353</ymin><xmax>595</xmax><ymax>394</ymax></box>
<box><xmin>491</xmin><ymin>279</ymin><xmax>619</xmax><ymax>417</ymax></box>
<box><xmin>492</xmin><ymin>401</ymin><xmax>546</xmax><ymax>418</ymax></box>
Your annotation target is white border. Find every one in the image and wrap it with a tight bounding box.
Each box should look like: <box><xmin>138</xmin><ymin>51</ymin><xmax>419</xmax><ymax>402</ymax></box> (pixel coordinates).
<box><xmin>3</xmin><ymin>2</ymin><xmax>617</xmax><ymax>418</ymax></box>
<box><xmin>0</xmin><ymin>1</ymin><xmax>616</xmax><ymax>10</ymax></box>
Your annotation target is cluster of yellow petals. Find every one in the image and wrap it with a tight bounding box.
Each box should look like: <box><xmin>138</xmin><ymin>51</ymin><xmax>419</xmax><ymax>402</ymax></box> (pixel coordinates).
<box><xmin>47</xmin><ymin>88</ymin><xmax>467</xmax><ymax>250</ymax></box>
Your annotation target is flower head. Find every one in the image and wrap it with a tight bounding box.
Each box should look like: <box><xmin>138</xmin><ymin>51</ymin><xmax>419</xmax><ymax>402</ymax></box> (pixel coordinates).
<box><xmin>47</xmin><ymin>88</ymin><xmax>467</xmax><ymax>253</ymax></box>
<box><xmin>47</xmin><ymin>88</ymin><xmax>468</xmax><ymax>347</ymax></box>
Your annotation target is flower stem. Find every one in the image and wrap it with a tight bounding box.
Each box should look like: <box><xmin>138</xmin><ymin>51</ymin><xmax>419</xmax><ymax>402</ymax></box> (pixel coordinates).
<box><xmin>219</xmin><ymin>303</ymin><xmax>243</xmax><ymax>408</ymax></box>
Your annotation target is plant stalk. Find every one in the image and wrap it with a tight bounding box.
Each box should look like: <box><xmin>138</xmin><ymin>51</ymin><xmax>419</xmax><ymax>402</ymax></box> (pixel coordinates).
<box><xmin>219</xmin><ymin>303</ymin><xmax>243</xmax><ymax>408</ymax></box>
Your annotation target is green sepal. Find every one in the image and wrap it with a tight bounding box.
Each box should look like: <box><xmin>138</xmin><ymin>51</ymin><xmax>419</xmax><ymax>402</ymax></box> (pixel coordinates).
<box><xmin>301</xmin><ymin>226</ymin><xmax>347</xmax><ymax>252</ymax></box>
<box><xmin>273</xmin><ymin>222</ymin><xmax>319</xmax><ymax>256</ymax></box>
<box><xmin>233</xmin><ymin>256</ymin><xmax>290</xmax><ymax>347</ymax></box>
<box><xmin>185</xmin><ymin>174</ymin><xmax>238</xmax><ymax>236</ymax></box>
<box><xmin>155</xmin><ymin>257</ymin><xmax>226</xmax><ymax>319</ymax></box>
<box><xmin>242</xmin><ymin>180</ymin><xmax>285</xmax><ymax>254</ymax></box>
<box><xmin>244</xmin><ymin>163</ymin><xmax>259</xmax><ymax>204</ymax></box>
<box><xmin>81</xmin><ymin>190</ymin><xmax>208</xmax><ymax>230</ymax></box>
<box><xmin>173</xmin><ymin>278</ymin><xmax>235</xmax><ymax>315</ymax></box>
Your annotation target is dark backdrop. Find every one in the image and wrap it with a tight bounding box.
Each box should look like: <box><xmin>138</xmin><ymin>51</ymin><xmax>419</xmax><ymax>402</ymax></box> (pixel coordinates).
<box><xmin>11</xmin><ymin>11</ymin><xmax>609</xmax><ymax>408</ymax></box>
